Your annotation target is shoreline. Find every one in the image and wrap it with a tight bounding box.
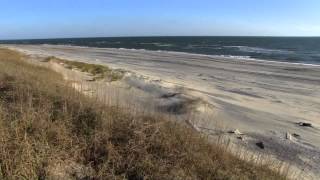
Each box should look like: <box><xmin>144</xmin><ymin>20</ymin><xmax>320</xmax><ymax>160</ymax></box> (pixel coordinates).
<box><xmin>3</xmin><ymin>43</ymin><xmax>320</xmax><ymax>67</ymax></box>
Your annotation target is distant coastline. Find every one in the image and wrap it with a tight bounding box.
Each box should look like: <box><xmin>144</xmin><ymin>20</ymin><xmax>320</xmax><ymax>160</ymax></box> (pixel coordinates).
<box><xmin>1</xmin><ymin>36</ymin><xmax>320</xmax><ymax>65</ymax></box>
<box><xmin>3</xmin><ymin>43</ymin><xmax>320</xmax><ymax>67</ymax></box>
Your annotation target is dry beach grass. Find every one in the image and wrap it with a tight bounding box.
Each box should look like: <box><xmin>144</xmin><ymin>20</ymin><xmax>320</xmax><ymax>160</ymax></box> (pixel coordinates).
<box><xmin>0</xmin><ymin>48</ymin><xmax>285</xmax><ymax>179</ymax></box>
<box><xmin>43</xmin><ymin>56</ymin><xmax>124</xmax><ymax>81</ymax></box>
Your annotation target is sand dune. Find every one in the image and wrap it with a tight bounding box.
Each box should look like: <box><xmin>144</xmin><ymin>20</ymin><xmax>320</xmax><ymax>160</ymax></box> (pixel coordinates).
<box><xmin>4</xmin><ymin>44</ymin><xmax>320</xmax><ymax>179</ymax></box>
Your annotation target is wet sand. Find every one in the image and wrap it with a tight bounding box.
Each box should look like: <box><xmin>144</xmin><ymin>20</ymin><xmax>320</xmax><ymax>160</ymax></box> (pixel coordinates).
<box><xmin>4</xmin><ymin>44</ymin><xmax>320</xmax><ymax>179</ymax></box>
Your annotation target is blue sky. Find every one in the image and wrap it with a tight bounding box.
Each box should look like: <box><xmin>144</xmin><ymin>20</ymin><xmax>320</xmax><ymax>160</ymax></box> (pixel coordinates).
<box><xmin>0</xmin><ymin>0</ymin><xmax>319</xmax><ymax>39</ymax></box>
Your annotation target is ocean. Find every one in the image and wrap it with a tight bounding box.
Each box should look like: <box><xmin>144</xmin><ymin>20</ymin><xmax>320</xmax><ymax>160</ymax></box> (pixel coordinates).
<box><xmin>1</xmin><ymin>36</ymin><xmax>320</xmax><ymax>64</ymax></box>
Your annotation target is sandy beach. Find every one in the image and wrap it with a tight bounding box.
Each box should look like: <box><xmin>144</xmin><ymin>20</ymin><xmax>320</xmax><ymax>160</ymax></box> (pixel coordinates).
<box><xmin>4</xmin><ymin>44</ymin><xmax>320</xmax><ymax>179</ymax></box>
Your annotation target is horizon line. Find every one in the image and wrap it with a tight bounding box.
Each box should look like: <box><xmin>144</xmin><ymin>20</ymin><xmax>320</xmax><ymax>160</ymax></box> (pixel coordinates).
<box><xmin>1</xmin><ymin>35</ymin><xmax>320</xmax><ymax>41</ymax></box>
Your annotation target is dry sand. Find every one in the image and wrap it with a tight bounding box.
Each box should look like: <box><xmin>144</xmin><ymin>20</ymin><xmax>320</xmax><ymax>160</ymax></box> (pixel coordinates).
<box><xmin>3</xmin><ymin>44</ymin><xmax>320</xmax><ymax>179</ymax></box>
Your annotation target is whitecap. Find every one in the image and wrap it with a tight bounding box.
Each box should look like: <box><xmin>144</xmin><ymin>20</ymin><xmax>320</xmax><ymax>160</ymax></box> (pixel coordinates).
<box><xmin>225</xmin><ymin>46</ymin><xmax>293</xmax><ymax>54</ymax></box>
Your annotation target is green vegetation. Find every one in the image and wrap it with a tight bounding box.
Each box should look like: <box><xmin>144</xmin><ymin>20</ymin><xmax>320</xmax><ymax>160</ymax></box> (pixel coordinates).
<box><xmin>0</xmin><ymin>48</ymin><xmax>285</xmax><ymax>179</ymax></box>
<box><xmin>45</xmin><ymin>56</ymin><xmax>124</xmax><ymax>81</ymax></box>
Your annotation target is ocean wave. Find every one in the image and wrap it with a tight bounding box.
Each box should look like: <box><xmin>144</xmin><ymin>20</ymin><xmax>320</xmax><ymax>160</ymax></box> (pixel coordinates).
<box><xmin>92</xmin><ymin>41</ymin><xmax>122</xmax><ymax>45</ymax></box>
<box><xmin>118</xmin><ymin>48</ymin><xmax>147</xmax><ymax>51</ymax></box>
<box><xmin>113</xmin><ymin>46</ymin><xmax>259</xmax><ymax>61</ymax></box>
<box><xmin>225</xmin><ymin>46</ymin><xmax>293</xmax><ymax>54</ymax></box>
<box><xmin>156</xmin><ymin>49</ymin><xmax>256</xmax><ymax>60</ymax></box>
<box><xmin>217</xmin><ymin>55</ymin><xmax>253</xmax><ymax>60</ymax></box>
<box><xmin>140</xmin><ymin>42</ymin><xmax>174</xmax><ymax>47</ymax></box>
<box><xmin>185</xmin><ymin>44</ymin><xmax>223</xmax><ymax>50</ymax></box>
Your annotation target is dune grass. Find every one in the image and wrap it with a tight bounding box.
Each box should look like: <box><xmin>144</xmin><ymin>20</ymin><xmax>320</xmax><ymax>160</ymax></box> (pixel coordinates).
<box><xmin>44</xmin><ymin>56</ymin><xmax>124</xmax><ymax>81</ymax></box>
<box><xmin>0</xmin><ymin>48</ymin><xmax>285</xmax><ymax>179</ymax></box>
